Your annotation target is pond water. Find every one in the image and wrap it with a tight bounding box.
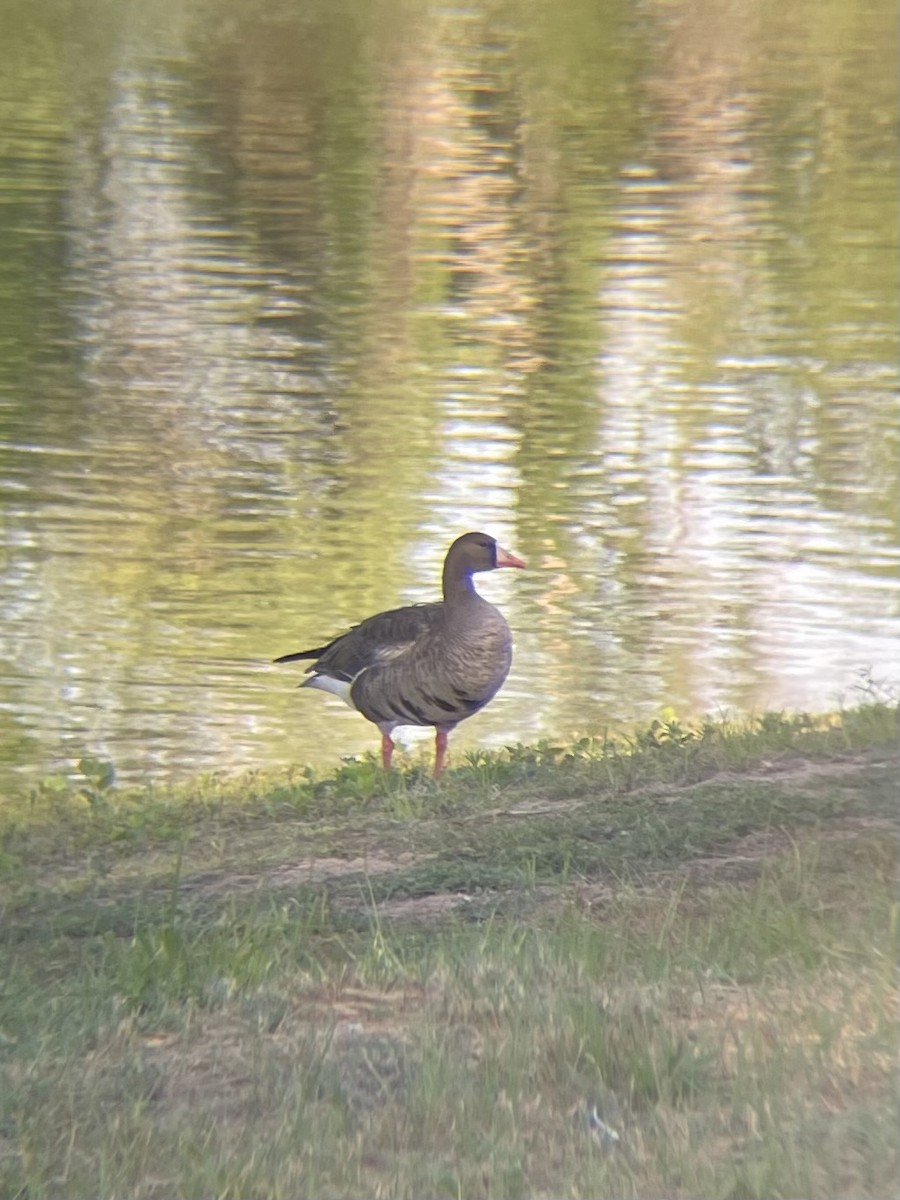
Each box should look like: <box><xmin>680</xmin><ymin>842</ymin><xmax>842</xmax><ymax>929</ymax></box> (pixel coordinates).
<box><xmin>0</xmin><ymin>0</ymin><xmax>897</xmax><ymax>795</ymax></box>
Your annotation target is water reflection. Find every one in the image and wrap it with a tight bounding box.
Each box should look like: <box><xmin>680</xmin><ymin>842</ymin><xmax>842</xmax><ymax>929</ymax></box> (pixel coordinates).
<box><xmin>0</xmin><ymin>0</ymin><xmax>896</xmax><ymax>795</ymax></box>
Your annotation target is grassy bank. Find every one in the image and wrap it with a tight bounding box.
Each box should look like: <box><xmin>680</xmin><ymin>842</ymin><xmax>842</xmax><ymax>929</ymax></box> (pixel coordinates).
<box><xmin>1</xmin><ymin>704</ymin><xmax>898</xmax><ymax>1199</ymax></box>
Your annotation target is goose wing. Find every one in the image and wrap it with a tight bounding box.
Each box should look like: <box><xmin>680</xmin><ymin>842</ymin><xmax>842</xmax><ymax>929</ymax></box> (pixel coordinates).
<box><xmin>274</xmin><ymin>602</ymin><xmax>443</xmax><ymax>684</ymax></box>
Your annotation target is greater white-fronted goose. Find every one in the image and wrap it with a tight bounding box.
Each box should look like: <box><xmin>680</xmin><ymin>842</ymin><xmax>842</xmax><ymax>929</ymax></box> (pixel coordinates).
<box><xmin>274</xmin><ymin>531</ymin><xmax>525</xmax><ymax>776</ymax></box>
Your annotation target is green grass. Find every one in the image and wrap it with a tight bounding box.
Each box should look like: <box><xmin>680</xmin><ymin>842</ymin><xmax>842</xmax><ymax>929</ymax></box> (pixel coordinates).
<box><xmin>0</xmin><ymin>704</ymin><xmax>897</xmax><ymax>1198</ymax></box>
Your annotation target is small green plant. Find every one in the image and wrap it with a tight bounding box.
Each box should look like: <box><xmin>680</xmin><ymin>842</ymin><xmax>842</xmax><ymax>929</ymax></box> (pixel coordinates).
<box><xmin>77</xmin><ymin>757</ymin><xmax>116</xmax><ymax>809</ymax></box>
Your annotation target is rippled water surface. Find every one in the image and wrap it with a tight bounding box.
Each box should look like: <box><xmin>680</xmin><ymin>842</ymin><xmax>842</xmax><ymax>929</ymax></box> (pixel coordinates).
<box><xmin>0</xmin><ymin>0</ymin><xmax>897</xmax><ymax>793</ymax></box>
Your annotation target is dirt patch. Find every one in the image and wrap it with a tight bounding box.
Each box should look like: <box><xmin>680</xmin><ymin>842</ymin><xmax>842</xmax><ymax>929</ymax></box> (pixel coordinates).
<box><xmin>372</xmin><ymin>890</ymin><xmax>478</xmax><ymax>922</ymax></box>
<box><xmin>172</xmin><ymin>852</ymin><xmax>431</xmax><ymax>901</ymax></box>
<box><xmin>568</xmin><ymin>814</ymin><xmax>899</xmax><ymax>913</ymax></box>
<box><xmin>266</xmin><ymin>851</ymin><xmax>425</xmax><ymax>888</ymax></box>
<box><xmin>717</xmin><ymin>748</ymin><xmax>895</xmax><ymax>789</ymax></box>
<box><xmin>684</xmin><ymin>814</ymin><xmax>899</xmax><ymax>886</ymax></box>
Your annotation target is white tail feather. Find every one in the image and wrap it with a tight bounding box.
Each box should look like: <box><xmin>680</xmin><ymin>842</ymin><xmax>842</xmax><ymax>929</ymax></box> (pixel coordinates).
<box><xmin>302</xmin><ymin>674</ymin><xmax>356</xmax><ymax>709</ymax></box>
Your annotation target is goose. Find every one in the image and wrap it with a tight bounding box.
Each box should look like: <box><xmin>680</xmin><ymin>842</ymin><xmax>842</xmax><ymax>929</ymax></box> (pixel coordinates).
<box><xmin>274</xmin><ymin>531</ymin><xmax>525</xmax><ymax>775</ymax></box>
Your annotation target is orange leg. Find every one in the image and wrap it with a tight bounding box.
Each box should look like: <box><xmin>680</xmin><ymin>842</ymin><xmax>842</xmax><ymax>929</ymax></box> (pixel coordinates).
<box><xmin>434</xmin><ymin>728</ymin><xmax>448</xmax><ymax>777</ymax></box>
<box><xmin>381</xmin><ymin>733</ymin><xmax>395</xmax><ymax>770</ymax></box>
